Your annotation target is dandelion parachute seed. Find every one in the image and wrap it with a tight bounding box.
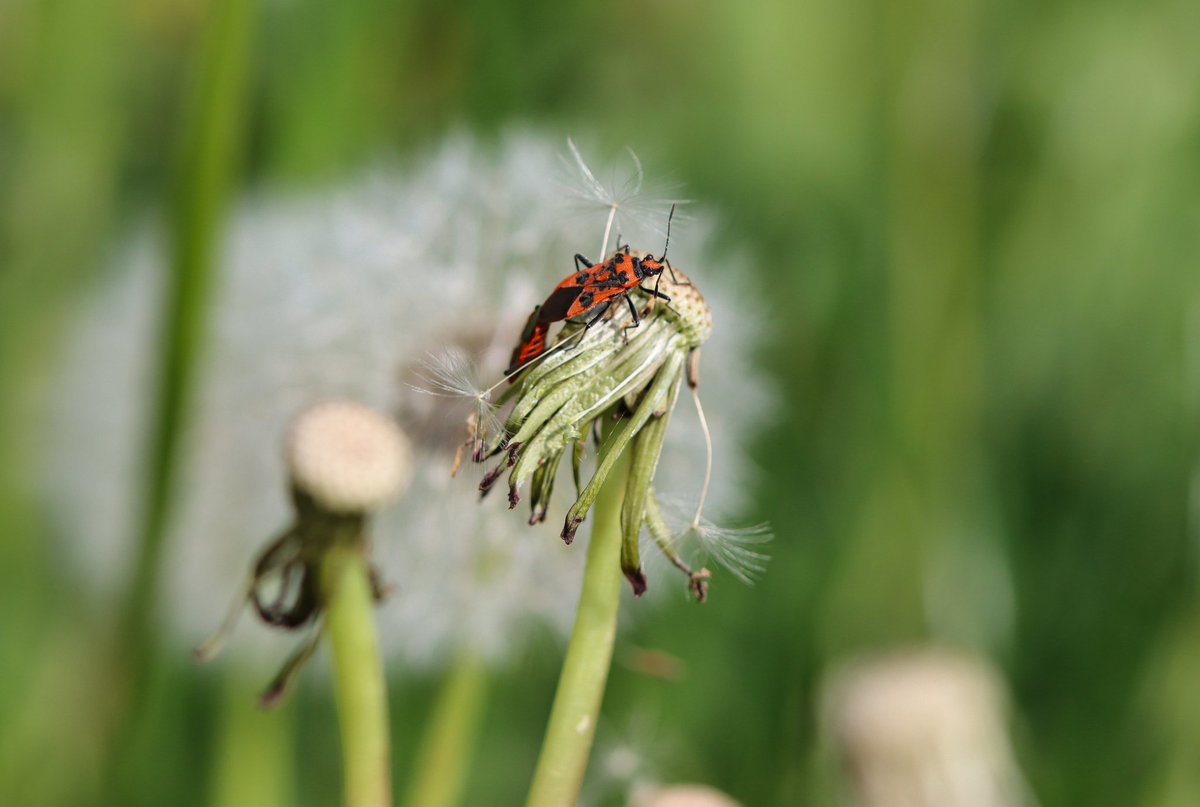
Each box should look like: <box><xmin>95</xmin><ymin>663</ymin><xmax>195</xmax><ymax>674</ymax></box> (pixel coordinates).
<box><xmin>558</xmin><ymin>138</ymin><xmax>685</xmax><ymax>259</ymax></box>
<box><xmin>409</xmin><ymin>348</ymin><xmax>506</xmax><ymax>465</ymax></box>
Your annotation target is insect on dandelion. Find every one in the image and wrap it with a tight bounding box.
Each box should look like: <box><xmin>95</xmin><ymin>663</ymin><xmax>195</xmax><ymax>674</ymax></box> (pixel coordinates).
<box><xmin>473</xmin><ymin>250</ymin><xmax>752</xmax><ymax>600</ymax></box>
<box><xmin>412</xmin><ymin>142</ymin><xmax>772</xmax><ymax>603</ymax></box>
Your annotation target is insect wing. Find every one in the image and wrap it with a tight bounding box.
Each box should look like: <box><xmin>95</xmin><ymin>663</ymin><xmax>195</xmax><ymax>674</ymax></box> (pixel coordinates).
<box><xmin>507</xmin><ymin>321</ymin><xmax>549</xmax><ymax>376</ymax></box>
<box><xmin>563</xmin><ymin>284</ymin><xmax>627</xmax><ymax>319</ymax></box>
<box><xmin>538</xmin><ymin>283</ymin><xmax>588</xmax><ymax>323</ymax></box>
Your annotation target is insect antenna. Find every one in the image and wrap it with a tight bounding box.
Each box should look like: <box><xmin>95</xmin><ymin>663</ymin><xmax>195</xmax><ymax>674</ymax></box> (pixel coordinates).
<box><xmin>658</xmin><ymin>203</ymin><xmax>676</xmax><ymax>263</ymax></box>
<box><xmin>650</xmin><ymin>203</ymin><xmax>681</xmax><ymax>306</ymax></box>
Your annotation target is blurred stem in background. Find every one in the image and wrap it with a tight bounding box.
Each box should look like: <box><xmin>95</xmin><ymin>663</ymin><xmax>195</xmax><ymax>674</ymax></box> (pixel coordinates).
<box><xmin>402</xmin><ymin>651</ymin><xmax>490</xmax><ymax>807</ymax></box>
<box><xmin>124</xmin><ymin>0</ymin><xmax>259</xmax><ymax>665</ymax></box>
<box><xmin>1143</xmin><ymin>602</ymin><xmax>1200</xmax><ymax>807</ymax></box>
<box><xmin>210</xmin><ymin>674</ymin><xmax>294</xmax><ymax>807</ymax></box>
<box><xmin>525</xmin><ymin>418</ymin><xmax>632</xmax><ymax>807</ymax></box>
<box><xmin>0</xmin><ymin>1</ymin><xmax>127</xmax><ymax>803</ymax></box>
<box><xmin>113</xmin><ymin>0</ymin><xmax>260</xmax><ymax>795</ymax></box>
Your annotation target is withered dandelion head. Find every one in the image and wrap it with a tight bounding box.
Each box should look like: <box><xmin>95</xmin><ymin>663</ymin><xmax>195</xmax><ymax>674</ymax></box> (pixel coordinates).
<box><xmin>473</xmin><ymin>253</ymin><xmax>750</xmax><ymax>600</ymax></box>
<box><xmin>196</xmin><ymin>400</ymin><xmax>410</xmax><ymax>704</ymax></box>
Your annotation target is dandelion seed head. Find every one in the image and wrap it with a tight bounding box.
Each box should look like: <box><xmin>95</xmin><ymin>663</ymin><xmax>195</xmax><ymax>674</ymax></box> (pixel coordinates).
<box><xmin>46</xmin><ymin>236</ymin><xmax>162</xmax><ymax>605</ymax></box>
<box><xmin>46</xmin><ymin>130</ymin><xmax>769</xmax><ymax>661</ymax></box>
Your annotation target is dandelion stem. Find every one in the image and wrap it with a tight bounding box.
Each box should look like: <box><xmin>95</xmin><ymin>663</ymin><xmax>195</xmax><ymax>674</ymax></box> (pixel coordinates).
<box><xmin>403</xmin><ymin>650</ymin><xmax>490</xmax><ymax>807</ymax></box>
<box><xmin>525</xmin><ymin>415</ymin><xmax>631</xmax><ymax>807</ymax></box>
<box><xmin>323</xmin><ymin>543</ymin><xmax>392</xmax><ymax>807</ymax></box>
<box><xmin>689</xmin><ymin>385</ymin><xmax>713</xmax><ymax>529</ymax></box>
<box><xmin>128</xmin><ymin>0</ymin><xmax>259</xmax><ymax>661</ymax></box>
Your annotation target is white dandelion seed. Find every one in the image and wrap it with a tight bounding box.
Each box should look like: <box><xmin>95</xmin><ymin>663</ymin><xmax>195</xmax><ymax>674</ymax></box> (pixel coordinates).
<box><xmin>557</xmin><ymin>138</ymin><xmax>685</xmax><ymax>258</ymax></box>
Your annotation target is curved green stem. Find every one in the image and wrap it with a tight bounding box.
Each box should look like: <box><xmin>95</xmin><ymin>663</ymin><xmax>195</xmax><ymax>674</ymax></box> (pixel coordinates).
<box><xmin>323</xmin><ymin>544</ymin><xmax>392</xmax><ymax>807</ymax></box>
<box><xmin>525</xmin><ymin>419</ymin><xmax>632</xmax><ymax>807</ymax></box>
<box><xmin>402</xmin><ymin>651</ymin><xmax>490</xmax><ymax>807</ymax></box>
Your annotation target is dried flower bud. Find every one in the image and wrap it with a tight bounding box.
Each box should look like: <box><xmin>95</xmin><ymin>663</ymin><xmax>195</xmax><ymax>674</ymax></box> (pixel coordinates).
<box><xmin>629</xmin><ymin>785</ymin><xmax>743</xmax><ymax>807</ymax></box>
<box><xmin>823</xmin><ymin>648</ymin><xmax>1032</xmax><ymax>807</ymax></box>
<box><xmin>194</xmin><ymin>400</ymin><xmax>408</xmax><ymax>703</ymax></box>
<box><xmin>287</xmin><ymin>400</ymin><xmax>411</xmax><ymax>513</ymax></box>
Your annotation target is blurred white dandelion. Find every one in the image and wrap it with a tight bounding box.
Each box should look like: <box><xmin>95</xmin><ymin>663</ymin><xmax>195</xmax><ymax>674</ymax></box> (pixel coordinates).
<box><xmin>44</xmin><ymin>130</ymin><xmax>772</xmax><ymax>669</ymax></box>
<box><xmin>628</xmin><ymin>785</ymin><xmax>743</xmax><ymax>807</ymax></box>
<box><xmin>822</xmin><ymin>647</ymin><xmax>1035</xmax><ymax>807</ymax></box>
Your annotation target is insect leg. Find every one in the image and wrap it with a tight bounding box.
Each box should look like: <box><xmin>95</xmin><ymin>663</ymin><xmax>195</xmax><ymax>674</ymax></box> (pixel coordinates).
<box><xmin>574</xmin><ymin>254</ymin><xmax>594</xmax><ymax>271</ymax></box>
<box><xmin>619</xmin><ymin>291</ymin><xmax>648</xmax><ymax>338</ymax></box>
<box><xmin>584</xmin><ymin>299</ymin><xmax>614</xmax><ymax>328</ymax></box>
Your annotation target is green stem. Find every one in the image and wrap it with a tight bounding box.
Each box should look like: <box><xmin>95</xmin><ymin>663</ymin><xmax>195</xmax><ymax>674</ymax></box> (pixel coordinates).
<box><xmin>525</xmin><ymin>419</ymin><xmax>632</xmax><ymax>807</ymax></box>
<box><xmin>210</xmin><ymin>674</ymin><xmax>294</xmax><ymax>807</ymax></box>
<box><xmin>402</xmin><ymin>651</ymin><xmax>490</xmax><ymax>807</ymax></box>
<box><xmin>323</xmin><ymin>544</ymin><xmax>392</xmax><ymax>807</ymax></box>
<box><xmin>106</xmin><ymin>1</ymin><xmax>258</xmax><ymax>797</ymax></box>
<box><xmin>125</xmin><ymin>0</ymin><xmax>260</xmax><ymax>668</ymax></box>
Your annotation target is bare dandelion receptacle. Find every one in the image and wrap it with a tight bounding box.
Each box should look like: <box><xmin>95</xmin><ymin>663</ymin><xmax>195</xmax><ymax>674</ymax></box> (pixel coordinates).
<box><xmin>288</xmin><ymin>400</ymin><xmax>412</xmax><ymax>513</ymax></box>
<box><xmin>197</xmin><ymin>400</ymin><xmax>410</xmax><ymax>705</ymax></box>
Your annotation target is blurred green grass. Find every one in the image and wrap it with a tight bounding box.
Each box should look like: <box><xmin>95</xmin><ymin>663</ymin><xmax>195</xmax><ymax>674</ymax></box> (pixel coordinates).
<box><xmin>2</xmin><ymin>0</ymin><xmax>1198</xmax><ymax>805</ymax></box>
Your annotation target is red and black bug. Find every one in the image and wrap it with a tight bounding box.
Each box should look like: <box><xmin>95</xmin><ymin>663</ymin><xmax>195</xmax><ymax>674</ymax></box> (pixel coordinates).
<box><xmin>507</xmin><ymin>306</ymin><xmax>551</xmax><ymax>375</ymax></box>
<box><xmin>506</xmin><ymin>205</ymin><xmax>680</xmax><ymax>375</ymax></box>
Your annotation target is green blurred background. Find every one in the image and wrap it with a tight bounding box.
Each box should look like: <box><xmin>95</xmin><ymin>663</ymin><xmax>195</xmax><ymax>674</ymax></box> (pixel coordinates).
<box><xmin>2</xmin><ymin>0</ymin><xmax>1198</xmax><ymax>805</ymax></box>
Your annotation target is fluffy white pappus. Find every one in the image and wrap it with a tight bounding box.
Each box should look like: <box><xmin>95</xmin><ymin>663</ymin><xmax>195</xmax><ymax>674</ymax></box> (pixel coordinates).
<box><xmin>46</xmin><ymin>237</ymin><xmax>163</xmax><ymax>605</ymax></box>
<box><xmin>407</xmin><ymin>346</ymin><xmax>507</xmax><ymax>465</ymax></box>
<box><xmin>373</xmin><ymin>459</ymin><xmax>583</xmax><ymax>668</ymax></box>
<box><xmin>45</xmin><ymin>130</ymin><xmax>770</xmax><ymax>666</ymax></box>
<box><xmin>649</xmin><ymin>495</ymin><xmax>772</xmax><ymax>588</ymax></box>
<box><xmin>556</xmin><ymin>138</ymin><xmax>686</xmax><ymax>256</ymax></box>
